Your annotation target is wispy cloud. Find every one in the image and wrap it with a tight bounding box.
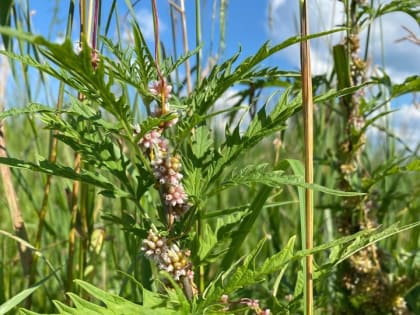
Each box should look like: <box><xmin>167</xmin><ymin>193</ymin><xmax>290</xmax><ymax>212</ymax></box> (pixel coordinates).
<box><xmin>268</xmin><ymin>0</ymin><xmax>419</xmax><ymax>152</ymax></box>
<box><xmin>367</xmin><ymin>104</ymin><xmax>420</xmax><ymax>152</ymax></box>
<box><xmin>390</xmin><ymin>104</ymin><xmax>420</xmax><ymax>151</ymax></box>
<box><xmin>137</xmin><ymin>8</ymin><xmax>166</xmax><ymax>42</ymax></box>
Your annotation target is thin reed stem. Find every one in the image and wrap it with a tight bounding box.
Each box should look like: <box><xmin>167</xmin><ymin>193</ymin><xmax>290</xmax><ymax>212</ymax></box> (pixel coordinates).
<box><xmin>0</xmin><ymin>50</ymin><xmax>32</xmax><ymax>278</ymax></box>
<box><xmin>28</xmin><ymin>3</ymin><xmax>75</xmax><ymax>301</ymax></box>
<box><xmin>151</xmin><ymin>0</ymin><xmax>162</xmax><ymax>79</ymax></box>
<box><xmin>195</xmin><ymin>0</ymin><xmax>201</xmax><ymax>83</ymax></box>
<box><xmin>218</xmin><ymin>0</ymin><xmax>227</xmax><ymax>57</ymax></box>
<box><xmin>1</xmin><ymin>1</ymin><xmax>34</xmax><ymax>280</ymax></box>
<box><xmin>168</xmin><ymin>0</ymin><xmax>192</xmax><ymax>93</ymax></box>
<box><xmin>179</xmin><ymin>0</ymin><xmax>192</xmax><ymax>94</ymax></box>
<box><xmin>195</xmin><ymin>0</ymin><xmax>204</xmax><ymax>292</ymax></box>
<box><xmin>169</xmin><ymin>5</ymin><xmax>180</xmax><ymax>88</ymax></box>
<box><xmin>87</xmin><ymin>0</ymin><xmax>94</xmax><ymax>43</ymax></box>
<box><xmin>67</xmin><ymin>0</ymin><xmax>87</xmax><ymax>294</ymax></box>
<box><xmin>92</xmin><ymin>0</ymin><xmax>100</xmax><ymax>51</ymax></box>
<box><xmin>300</xmin><ymin>0</ymin><xmax>314</xmax><ymax>314</ymax></box>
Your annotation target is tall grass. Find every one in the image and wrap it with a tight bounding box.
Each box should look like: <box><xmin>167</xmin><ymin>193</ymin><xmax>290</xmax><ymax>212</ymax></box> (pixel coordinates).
<box><xmin>0</xmin><ymin>1</ymin><xmax>419</xmax><ymax>314</ymax></box>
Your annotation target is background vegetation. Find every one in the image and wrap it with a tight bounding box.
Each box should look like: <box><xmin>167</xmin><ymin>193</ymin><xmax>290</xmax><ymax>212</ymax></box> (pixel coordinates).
<box><xmin>0</xmin><ymin>1</ymin><xmax>419</xmax><ymax>314</ymax></box>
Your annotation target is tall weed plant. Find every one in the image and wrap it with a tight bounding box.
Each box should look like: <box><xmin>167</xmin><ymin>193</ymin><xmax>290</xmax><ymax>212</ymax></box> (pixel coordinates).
<box><xmin>0</xmin><ymin>1</ymin><xmax>419</xmax><ymax>314</ymax></box>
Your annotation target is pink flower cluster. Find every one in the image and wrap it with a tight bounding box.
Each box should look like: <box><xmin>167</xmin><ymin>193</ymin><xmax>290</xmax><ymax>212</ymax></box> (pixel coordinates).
<box><xmin>149</xmin><ymin>79</ymin><xmax>172</xmax><ymax>100</ymax></box>
<box><xmin>137</xmin><ymin>128</ymin><xmax>166</xmax><ymax>151</ymax></box>
<box><xmin>134</xmin><ymin>78</ymin><xmax>190</xmax><ymax>219</ymax></box>
<box><xmin>149</xmin><ymin>79</ymin><xmax>178</xmax><ymax>128</ymax></box>
<box><xmin>152</xmin><ymin>154</ymin><xmax>190</xmax><ymax>217</ymax></box>
<box><xmin>135</xmin><ymin>126</ymin><xmax>190</xmax><ymax>218</ymax></box>
<box><xmin>141</xmin><ymin>229</ymin><xmax>193</xmax><ymax>281</ymax></box>
<box><xmin>138</xmin><ymin>78</ymin><xmax>195</xmax><ymax>294</ymax></box>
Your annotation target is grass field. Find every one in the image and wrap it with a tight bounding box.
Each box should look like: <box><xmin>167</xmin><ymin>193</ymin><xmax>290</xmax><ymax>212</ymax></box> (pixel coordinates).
<box><xmin>0</xmin><ymin>1</ymin><xmax>419</xmax><ymax>314</ymax></box>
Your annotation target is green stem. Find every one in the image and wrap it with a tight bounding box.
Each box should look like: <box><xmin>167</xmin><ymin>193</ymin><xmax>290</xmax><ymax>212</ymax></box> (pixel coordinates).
<box><xmin>28</xmin><ymin>0</ymin><xmax>75</xmax><ymax>296</ymax></box>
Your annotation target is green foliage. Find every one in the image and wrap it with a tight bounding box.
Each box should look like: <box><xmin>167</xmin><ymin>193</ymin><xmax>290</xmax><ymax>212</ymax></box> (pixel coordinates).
<box><xmin>19</xmin><ymin>280</ymin><xmax>183</xmax><ymax>315</ymax></box>
<box><xmin>0</xmin><ymin>282</ymin><xmax>45</xmax><ymax>315</ymax></box>
<box><xmin>0</xmin><ymin>0</ymin><xmax>13</xmax><ymax>50</ymax></box>
<box><xmin>0</xmin><ymin>1</ymin><xmax>419</xmax><ymax>315</ymax></box>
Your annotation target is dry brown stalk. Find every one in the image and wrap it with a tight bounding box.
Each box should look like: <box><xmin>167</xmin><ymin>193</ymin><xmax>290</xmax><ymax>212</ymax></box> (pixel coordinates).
<box><xmin>300</xmin><ymin>1</ymin><xmax>314</xmax><ymax>314</ymax></box>
<box><xmin>169</xmin><ymin>0</ymin><xmax>192</xmax><ymax>94</ymax></box>
<box><xmin>396</xmin><ymin>25</ymin><xmax>420</xmax><ymax>45</ymax></box>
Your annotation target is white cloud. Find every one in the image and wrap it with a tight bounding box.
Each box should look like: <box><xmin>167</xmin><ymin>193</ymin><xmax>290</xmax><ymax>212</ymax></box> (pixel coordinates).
<box><xmin>211</xmin><ymin>88</ymin><xmax>250</xmax><ymax>134</ymax></box>
<box><xmin>390</xmin><ymin>104</ymin><xmax>420</xmax><ymax>150</ymax></box>
<box><xmin>311</xmin><ymin>48</ymin><xmax>333</xmax><ymax>75</ymax></box>
<box><xmin>269</xmin><ymin>0</ymin><xmax>287</xmax><ymax>13</ymax></box>
<box><xmin>267</xmin><ymin>0</ymin><xmax>345</xmax><ymax>74</ymax></box>
<box><xmin>268</xmin><ymin>0</ymin><xmax>420</xmax><ymax>153</ymax></box>
<box><xmin>137</xmin><ymin>8</ymin><xmax>166</xmax><ymax>42</ymax></box>
<box><xmin>367</xmin><ymin>104</ymin><xmax>420</xmax><ymax>152</ymax></box>
<box><xmin>121</xmin><ymin>8</ymin><xmax>166</xmax><ymax>44</ymax></box>
<box><xmin>365</xmin><ymin>11</ymin><xmax>419</xmax><ymax>83</ymax></box>
<box><xmin>267</xmin><ymin>0</ymin><xmax>419</xmax><ymax>81</ymax></box>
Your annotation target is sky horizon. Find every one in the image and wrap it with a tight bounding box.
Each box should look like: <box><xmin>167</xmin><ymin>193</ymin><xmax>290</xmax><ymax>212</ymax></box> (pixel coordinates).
<box><xmin>2</xmin><ymin>0</ymin><xmax>419</xmax><ymax>152</ymax></box>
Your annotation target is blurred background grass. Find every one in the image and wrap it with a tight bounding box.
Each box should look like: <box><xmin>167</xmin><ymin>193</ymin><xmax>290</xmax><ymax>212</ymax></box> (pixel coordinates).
<box><xmin>0</xmin><ymin>0</ymin><xmax>419</xmax><ymax>314</ymax></box>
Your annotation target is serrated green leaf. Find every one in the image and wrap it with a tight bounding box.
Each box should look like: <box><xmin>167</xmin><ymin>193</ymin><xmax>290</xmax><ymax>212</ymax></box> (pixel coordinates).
<box><xmin>202</xmin><ymin>236</ymin><xmax>294</xmax><ymax>309</ymax></box>
<box><xmin>376</xmin><ymin>0</ymin><xmax>420</xmax><ymax>23</ymax></box>
<box><xmin>66</xmin><ymin>293</ymin><xmax>113</xmax><ymax>315</ymax></box>
<box><xmin>52</xmin><ymin>300</ymin><xmax>79</xmax><ymax>315</ymax></box>
<box><xmin>191</xmin><ymin>126</ymin><xmax>213</xmax><ymax>160</ymax></box>
<box><xmin>135</xmin><ymin>113</ymin><xmax>179</xmax><ymax>139</ymax></box>
<box><xmin>258</xmin><ymin>236</ymin><xmax>296</xmax><ymax>275</ymax></box>
<box><xmin>0</xmin><ymin>27</ymin><xmax>132</xmax><ymax>125</ymax></box>
<box><xmin>183</xmin><ymin>167</ymin><xmax>206</xmax><ymax>199</ymax></box>
<box><xmin>224</xmin><ymin>239</ymin><xmax>266</xmax><ymax>291</ymax></box>
<box><xmin>314</xmin><ymin>82</ymin><xmax>372</xmax><ymax>104</ymax></box>
<box><xmin>289</xmin><ymin>221</ymin><xmax>420</xmax><ymax>270</ymax></box>
<box><xmin>142</xmin><ymin>288</ymin><xmax>172</xmax><ymax>310</ymax></box>
<box><xmin>212</xmin><ymin>164</ymin><xmax>364</xmax><ymax>197</ymax></box>
<box><xmin>157</xmin><ymin>273</ymin><xmax>190</xmax><ymax>314</ymax></box>
<box><xmin>0</xmin><ymin>103</ymin><xmax>53</xmax><ymax>118</ymax></box>
<box><xmin>208</xmin><ymin>88</ymin><xmax>301</xmax><ymax>186</ymax></box>
<box><xmin>198</xmin><ymin>224</ymin><xmax>218</xmax><ymax>261</ymax></box>
<box><xmin>328</xmin><ymin>221</ymin><xmax>420</xmax><ymax>266</ymax></box>
<box><xmin>391</xmin><ymin>75</ymin><xmax>420</xmax><ymax>98</ymax></box>
<box><xmin>0</xmin><ymin>157</ymin><xmax>129</xmax><ymax>198</ymax></box>
<box><xmin>405</xmin><ymin>159</ymin><xmax>420</xmax><ymax>171</ymax></box>
<box><xmin>292</xmin><ymin>270</ymin><xmax>304</xmax><ymax>301</ymax></box>
<box><xmin>74</xmin><ymin>280</ymin><xmax>144</xmax><ymax>313</ymax></box>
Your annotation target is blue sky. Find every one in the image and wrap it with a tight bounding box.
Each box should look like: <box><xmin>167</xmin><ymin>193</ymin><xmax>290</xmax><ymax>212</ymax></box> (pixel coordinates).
<box><xmin>3</xmin><ymin>0</ymin><xmax>420</xmax><ymax>151</ymax></box>
<box><xmin>25</xmin><ymin>1</ymin><xmax>420</xmax><ymax>83</ymax></box>
<box><xmin>28</xmin><ymin>1</ymin><xmax>277</xmax><ymax>67</ymax></box>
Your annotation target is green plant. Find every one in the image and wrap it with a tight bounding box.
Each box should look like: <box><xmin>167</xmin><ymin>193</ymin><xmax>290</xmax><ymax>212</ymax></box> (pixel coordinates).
<box><xmin>0</xmin><ymin>1</ymin><xmax>419</xmax><ymax>314</ymax></box>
